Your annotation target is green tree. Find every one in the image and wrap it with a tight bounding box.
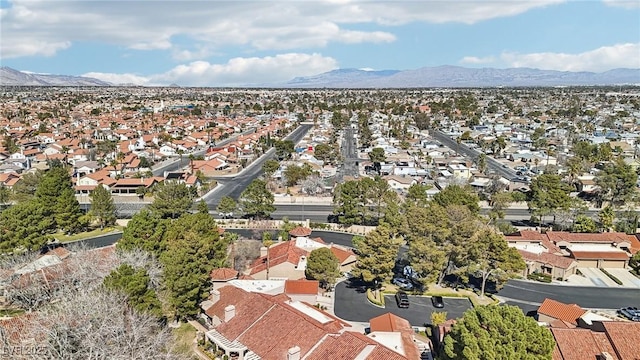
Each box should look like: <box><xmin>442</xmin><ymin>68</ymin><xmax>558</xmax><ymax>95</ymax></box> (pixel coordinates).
<box><xmin>528</xmin><ymin>174</ymin><xmax>572</xmax><ymax>225</ymax></box>
<box><xmin>313</xmin><ymin>143</ymin><xmax>334</xmax><ymax>164</ymax></box>
<box><xmin>262</xmin><ymin>159</ymin><xmax>280</xmax><ymax>178</ymax></box>
<box><xmin>305</xmin><ymin>247</ymin><xmax>340</xmax><ymax>289</ymax></box>
<box><xmin>0</xmin><ymin>200</ymin><xmax>53</xmax><ymax>253</ymax></box>
<box><xmin>55</xmin><ymin>186</ymin><xmax>83</xmax><ymax>234</ymax></box>
<box><xmin>148</xmin><ymin>181</ymin><xmax>194</xmax><ymax>219</ymax></box>
<box><xmin>476</xmin><ymin>153</ymin><xmax>487</xmax><ymax>174</ymax></box>
<box><xmin>240</xmin><ymin>179</ymin><xmax>275</xmax><ymax>219</ymax></box>
<box><xmin>430</xmin><ymin>311</ymin><xmax>448</xmax><ymax>327</ymax></box>
<box><xmin>274</xmin><ymin>139</ymin><xmax>295</xmax><ymax>160</ymax></box>
<box><xmin>595</xmin><ymin>158</ymin><xmax>638</xmax><ymax>207</ymax></box>
<box><xmin>118</xmin><ymin>209</ymin><xmax>168</xmax><ymax>256</ymax></box>
<box><xmin>104</xmin><ymin>264</ymin><xmax>163</xmax><ymax>318</ymax></box>
<box><xmin>442</xmin><ymin>305</ymin><xmax>555</xmax><ymax>360</ymax></box>
<box><xmin>369</xmin><ymin>147</ymin><xmax>386</xmax><ymax>174</ymax></box>
<box><xmin>333</xmin><ymin>180</ymin><xmax>366</xmax><ymax>225</ymax></box>
<box><xmin>598</xmin><ymin>205</ymin><xmax>615</xmax><ymax>232</ymax></box>
<box><xmin>161</xmin><ymin>213</ymin><xmax>228</xmax><ymax>319</ymax></box>
<box><xmin>0</xmin><ymin>184</ymin><xmax>9</xmax><ymax>209</ymax></box>
<box><xmin>488</xmin><ymin>192</ymin><xmax>514</xmax><ymax>224</ymax></box>
<box><xmin>466</xmin><ymin>228</ymin><xmax>525</xmax><ymax>298</ymax></box>
<box><xmin>433</xmin><ymin>185</ymin><xmax>480</xmax><ymax>214</ymax></box>
<box><xmin>89</xmin><ymin>185</ymin><xmax>116</xmax><ymax>229</ymax></box>
<box><xmin>573</xmin><ymin>215</ymin><xmax>597</xmax><ymax>233</ymax></box>
<box><xmin>405</xmin><ymin>183</ymin><xmax>431</xmax><ymax>206</ymax></box>
<box><xmin>10</xmin><ymin>170</ymin><xmax>42</xmax><ymax>203</ymax></box>
<box><xmin>283</xmin><ymin>164</ymin><xmax>313</xmax><ymax>187</ymax></box>
<box><xmin>351</xmin><ymin>224</ymin><xmax>402</xmax><ymax>285</ymax></box>
<box><xmin>216</xmin><ymin>196</ymin><xmax>237</xmax><ymax>216</ymax></box>
<box><xmin>197</xmin><ymin>199</ymin><xmax>209</xmax><ymax>214</ymax></box>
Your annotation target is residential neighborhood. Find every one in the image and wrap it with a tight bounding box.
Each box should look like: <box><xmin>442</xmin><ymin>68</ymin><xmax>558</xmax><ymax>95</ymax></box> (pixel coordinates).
<box><xmin>1</xmin><ymin>85</ymin><xmax>640</xmax><ymax>359</ymax></box>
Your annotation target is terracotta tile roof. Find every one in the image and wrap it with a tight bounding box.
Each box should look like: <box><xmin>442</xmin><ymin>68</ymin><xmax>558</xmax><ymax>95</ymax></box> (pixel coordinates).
<box><xmin>248</xmin><ymin>241</ymin><xmax>307</xmax><ymax>275</ymax></box>
<box><xmin>369</xmin><ymin>313</ymin><xmax>412</xmax><ymax>333</ymax></box>
<box><xmin>289</xmin><ymin>226</ymin><xmax>312</xmax><ymax>237</ymax></box>
<box><xmin>569</xmin><ymin>250</ymin><xmax>630</xmax><ymax>261</ymax></box>
<box><xmin>552</xmin><ymin>328</ymin><xmax>619</xmax><ymax>360</ymax></box>
<box><xmin>330</xmin><ymin>245</ymin><xmax>356</xmax><ymax>264</ymax></box>
<box><xmin>601</xmin><ymin>322</ymin><xmax>640</xmax><ymax>360</ymax></box>
<box><xmin>207</xmin><ymin>287</ymin><xmax>275</xmax><ymax>340</ymax></box>
<box><xmin>284</xmin><ymin>279</ymin><xmax>318</xmax><ymax>295</ymax></box>
<box><xmin>0</xmin><ymin>313</ymin><xmax>39</xmax><ymax>344</ymax></box>
<box><xmin>210</xmin><ymin>267</ymin><xmax>238</xmax><ymax>281</ymax></box>
<box><xmin>518</xmin><ymin>250</ymin><xmax>577</xmax><ymax>270</ymax></box>
<box><xmin>304</xmin><ymin>332</ymin><xmax>368</xmax><ymax>360</ymax></box>
<box><xmin>538</xmin><ymin>298</ymin><xmax>586</xmax><ymax>326</ymax></box>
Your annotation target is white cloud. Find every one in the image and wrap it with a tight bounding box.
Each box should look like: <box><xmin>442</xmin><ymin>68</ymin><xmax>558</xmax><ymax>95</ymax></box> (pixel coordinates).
<box><xmin>460</xmin><ymin>56</ymin><xmax>496</xmax><ymax>64</ymax></box>
<box><xmin>84</xmin><ymin>53</ymin><xmax>338</xmax><ymax>87</ymax></box>
<box><xmin>603</xmin><ymin>0</ymin><xmax>640</xmax><ymax>9</ymax></box>
<box><xmin>1</xmin><ymin>0</ymin><xmax>564</xmax><ymax>59</ymax></box>
<box><xmin>500</xmin><ymin>43</ymin><xmax>640</xmax><ymax>72</ymax></box>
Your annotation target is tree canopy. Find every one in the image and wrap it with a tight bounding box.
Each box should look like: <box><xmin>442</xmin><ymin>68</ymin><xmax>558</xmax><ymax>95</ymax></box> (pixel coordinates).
<box><xmin>305</xmin><ymin>247</ymin><xmax>340</xmax><ymax>289</ymax></box>
<box><xmin>351</xmin><ymin>224</ymin><xmax>402</xmax><ymax>285</ymax></box>
<box><xmin>441</xmin><ymin>305</ymin><xmax>555</xmax><ymax>360</ymax></box>
<box><xmin>240</xmin><ymin>178</ymin><xmax>276</xmax><ymax>219</ymax></box>
<box><xmin>433</xmin><ymin>185</ymin><xmax>480</xmax><ymax>214</ymax></box>
<box><xmin>90</xmin><ymin>185</ymin><xmax>116</xmax><ymax>229</ymax></box>
<box><xmin>148</xmin><ymin>181</ymin><xmax>195</xmax><ymax>219</ymax></box>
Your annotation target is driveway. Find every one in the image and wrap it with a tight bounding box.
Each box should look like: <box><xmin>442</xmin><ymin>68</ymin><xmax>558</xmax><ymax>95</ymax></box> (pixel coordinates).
<box><xmin>576</xmin><ymin>267</ymin><xmax>620</xmax><ymax>287</ymax></box>
<box><xmin>603</xmin><ymin>268</ymin><xmax>640</xmax><ymax>288</ymax></box>
<box><xmin>334</xmin><ymin>279</ymin><xmax>472</xmax><ymax>327</ymax></box>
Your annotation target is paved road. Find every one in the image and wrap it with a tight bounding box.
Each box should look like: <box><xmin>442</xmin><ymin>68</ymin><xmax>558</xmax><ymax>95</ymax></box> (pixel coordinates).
<box><xmin>496</xmin><ymin>279</ymin><xmax>640</xmax><ymax>309</ymax></box>
<box><xmin>341</xmin><ymin>126</ymin><xmax>359</xmax><ymax>178</ymax></box>
<box><xmin>431</xmin><ymin>130</ymin><xmax>516</xmax><ymax>179</ymax></box>
<box><xmin>334</xmin><ymin>279</ymin><xmax>472</xmax><ymax>326</ymax></box>
<box><xmin>201</xmin><ymin>124</ymin><xmax>313</xmax><ymax>209</ymax></box>
<box><xmin>151</xmin><ymin>128</ymin><xmax>256</xmax><ymax>176</ymax></box>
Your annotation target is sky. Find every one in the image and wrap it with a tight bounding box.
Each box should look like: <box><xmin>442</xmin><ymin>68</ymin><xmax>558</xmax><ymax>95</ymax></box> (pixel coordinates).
<box><xmin>1</xmin><ymin>0</ymin><xmax>639</xmax><ymax>86</ymax></box>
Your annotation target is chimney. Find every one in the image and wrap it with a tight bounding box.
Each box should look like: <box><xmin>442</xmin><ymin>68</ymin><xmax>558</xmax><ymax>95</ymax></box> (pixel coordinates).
<box><xmin>287</xmin><ymin>346</ymin><xmax>301</xmax><ymax>360</ymax></box>
<box><xmin>210</xmin><ymin>289</ymin><xmax>220</xmax><ymax>304</ymax></box>
<box><xmin>598</xmin><ymin>352</ymin><xmax>614</xmax><ymax>360</ymax></box>
<box><xmin>224</xmin><ymin>305</ymin><xmax>235</xmax><ymax>322</ymax></box>
<box><xmin>260</xmin><ymin>246</ymin><xmax>268</xmax><ymax>258</ymax></box>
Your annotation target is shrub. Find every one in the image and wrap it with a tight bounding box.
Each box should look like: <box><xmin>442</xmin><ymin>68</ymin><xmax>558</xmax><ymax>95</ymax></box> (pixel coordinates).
<box><xmin>366</xmin><ymin>288</ymin><xmax>385</xmax><ymax>307</ymax></box>
<box><xmin>527</xmin><ymin>273</ymin><xmax>552</xmax><ymax>283</ymax></box>
<box><xmin>309</xmin><ymin>222</ymin><xmax>330</xmax><ymax>229</ymax></box>
<box><xmin>600</xmin><ymin>268</ymin><xmax>623</xmax><ymax>285</ymax></box>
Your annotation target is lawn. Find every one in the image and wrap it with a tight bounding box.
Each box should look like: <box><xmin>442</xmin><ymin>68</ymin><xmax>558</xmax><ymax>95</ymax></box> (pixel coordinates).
<box><xmin>171</xmin><ymin>322</ymin><xmax>199</xmax><ymax>359</ymax></box>
<box><xmin>53</xmin><ymin>226</ymin><xmax>123</xmax><ymax>243</ymax></box>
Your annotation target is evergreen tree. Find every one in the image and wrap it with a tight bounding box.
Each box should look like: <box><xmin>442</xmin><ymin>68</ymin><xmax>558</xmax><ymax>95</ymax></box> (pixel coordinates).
<box><xmin>351</xmin><ymin>224</ymin><xmax>402</xmax><ymax>285</ymax></box>
<box><xmin>305</xmin><ymin>247</ymin><xmax>340</xmax><ymax>289</ymax></box>
<box><xmin>441</xmin><ymin>305</ymin><xmax>555</xmax><ymax>360</ymax></box>
<box><xmin>0</xmin><ymin>200</ymin><xmax>53</xmax><ymax>252</ymax></box>
<box><xmin>433</xmin><ymin>184</ymin><xmax>480</xmax><ymax>214</ymax></box>
<box><xmin>118</xmin><ymin>209</ymin><xmax>168</xmax><ymax>256</ymax></box>
<box><xmin>160</xmin><ymin>213</ymin><xmax>228</xmax><ymax>319</ymax></box>
<box><xmin>104</xmin><ymin>264</ymin><xmax>163</xmax><ymax>318</ymax></box>
<box><xmin>333</xmin><ymin>180</ymin><xmax>367</xmax><ymax>225</ymax></box>
<box><xmin>90</xmin><ymin>185</ymin><xmax>117</xmax><ymax>229</ymax></box>
<box><xmin>148</xmin><ymin>181</ymin><xmax>194</xmax><ymax>219</ymax></box>
<box><xmin>55</xmin><ymin>187</ymin><xmax>82</xmax><ymax>234</ymax></box>
<box><xmin>598</xmin><ymin>205</ymin><xmax>615</xmax><ymax>232</ymax></box>
<box><xmin>197</xmin><ymin>199</ymin><xmax>210</xmax><ymax>214</ymax></box>
<box><xmin>239</xmin><ymin>179</ymin><xmax>275</xmax><ymax>219</ymax></box>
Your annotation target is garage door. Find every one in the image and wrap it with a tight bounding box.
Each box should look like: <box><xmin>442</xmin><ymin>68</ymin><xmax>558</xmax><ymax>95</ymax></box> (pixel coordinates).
<box><xmin>600</xmin><ymin>260</ymin><xmax>626</xmax><ymax>269</ymax></box>
<box><xmin>578</xmin><ymin>260</ymin><xmax>598</xmax><ymax>267</ymax></box>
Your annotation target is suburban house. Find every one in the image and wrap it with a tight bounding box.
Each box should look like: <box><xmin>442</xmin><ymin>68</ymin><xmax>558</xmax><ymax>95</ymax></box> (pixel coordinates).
<box><xmin>200</xmin><ymin>285</ymin><xmax>421</xmax><ymax>360</ymax></box>
<box><xmin>246</xmin><ymin>232</ymin><xmax>356</xmax><ymax>280</ymax></box>
<box><xmin>537</xmin><ymin>299</ymin><xmax>640</xmax><ymax>360</ymax></box>
<box><xmin>505</xmin><ymin>230</ymin><xmax>639</xmax><ymax>278</ymax></box>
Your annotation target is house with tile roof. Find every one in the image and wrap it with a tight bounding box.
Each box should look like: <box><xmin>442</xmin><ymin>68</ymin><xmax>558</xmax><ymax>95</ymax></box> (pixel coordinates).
<box><xmin>537</xmin><ymin>298</ymin><xmax>587</xmax><ymax>328</ymax></box>
<box><xmin>551</xmin><ymin>321</ymin><xmax>640</xmax><ymax>360</ymax></box>
<box><xmin>200</xmin><ymin>285</ymin><xmax>420</xmax><ymax>360</ymax></box>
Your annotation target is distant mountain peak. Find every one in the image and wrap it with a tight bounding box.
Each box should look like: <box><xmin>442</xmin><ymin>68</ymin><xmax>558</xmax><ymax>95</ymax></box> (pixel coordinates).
<box><xmin>283</xmin><ymin>66</ymin><xmax>640</xmax><ymax>88</ymax></box>
<box><xmin>0</xmin><ymin>67</ymin><xmax>112</xmax><ymax>86</ymax></box>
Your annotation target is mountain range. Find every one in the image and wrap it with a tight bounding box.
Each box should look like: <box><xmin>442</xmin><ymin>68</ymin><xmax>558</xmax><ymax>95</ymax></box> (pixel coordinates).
<box><xmin>1</xmin><ymin>65</ymin><xmax>639</xmax><ymax>88</ymax></box>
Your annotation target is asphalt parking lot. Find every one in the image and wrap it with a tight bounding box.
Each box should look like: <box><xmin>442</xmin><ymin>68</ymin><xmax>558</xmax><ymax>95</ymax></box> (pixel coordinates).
<box><xmin>334</xmin><ymin>280</ymin><xmax>473</xmax><ymax>327</ymax></box>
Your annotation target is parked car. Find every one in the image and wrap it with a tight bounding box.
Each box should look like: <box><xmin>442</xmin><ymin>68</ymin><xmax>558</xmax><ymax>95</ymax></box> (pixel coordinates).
<box><xmin>392</xmin><ymin>277</ymin><xmax>414</xmax><ymax>290</ymax></box>
<box><xmin>617</xmin><ymin>307</ymin><xmax>640</xmax><ymax>321</ymax></box>
<box><xmin>431</xmin><ymin>296</ymin><xmax>444</xmax><ymax>308</ymax></box>
<box><xmin>395</xmin><ymin>291</ymin><xmax>410</xmax><ymax>308</ymax></box>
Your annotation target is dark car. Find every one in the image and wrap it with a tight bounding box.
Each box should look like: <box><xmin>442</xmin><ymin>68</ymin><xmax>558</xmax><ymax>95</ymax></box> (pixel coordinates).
<box><xmin>431</xmin><ymin>296</ymin><xmax>444</xmax><ymax>308</ymax></box>
<box><xmin>395</xmin><ymin>291</ymin><xmax>410</xmax><ymax>308</ymax></box>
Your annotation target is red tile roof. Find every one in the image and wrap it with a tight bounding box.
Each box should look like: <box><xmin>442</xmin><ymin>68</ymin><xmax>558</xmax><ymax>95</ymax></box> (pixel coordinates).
<box><xmin>330</xmin><ymin>246</ymin><xmax>356</xmax><ymax>264</ymax></box>
<box><xmin>518</xmin><ymin>249</ymin><xmax>577</xmax><ymax>270</ymax></box>
<box><xmin>601</xmin><ymin>322</ymin><xmax>640</xmax><ymax>360</ymax></box>
<box><xmin>210</xmin><ymin>267</ymin><xmax>238</xmax><ymax>281</ymax></box>
<box><xmin>284</xmin><ymin>279</ymin><xmax>318</xmax><ymax>295</ymax></box>
<box><xmin>248</xmin><ymin>241</ymin><xmax>307</xmax><ymax>275</ymax></box>
<box><xmin>538</xmin><ymin>298</ymin><xmax>586</xmax><ymax>326</ymax></box>
<box><xmin>552</xmin><ymin>328</ymin><xmax>619</xmax><ymax>360</ymax></box>
<box><xmin>569</xmin><ymin>250</ymin><xmax>630</xmax><ymax>261</ymax></box>
<box><xmin>289</xmin><ymin>226</ymin><xmax>312</xmax><ymax>237</ymax></box>
<box><xmin>369</xmin><ymin>312</ymin><xmax>412</xmax><ymax>333</ymax></box>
